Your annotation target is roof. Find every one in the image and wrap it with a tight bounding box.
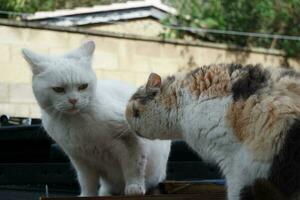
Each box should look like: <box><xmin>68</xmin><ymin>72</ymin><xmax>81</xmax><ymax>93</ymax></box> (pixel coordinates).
<box><xmin>22</xmin><ymin>0</ymin><xmax>177</xmax><ymax>26</ymax></box>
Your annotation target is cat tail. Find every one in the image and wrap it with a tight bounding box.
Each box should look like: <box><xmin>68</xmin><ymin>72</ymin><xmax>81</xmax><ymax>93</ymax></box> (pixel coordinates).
<box><xmin>240</xmin><ymin>179</ymin><xmax>287</xmax><ymax>200</ymax></box>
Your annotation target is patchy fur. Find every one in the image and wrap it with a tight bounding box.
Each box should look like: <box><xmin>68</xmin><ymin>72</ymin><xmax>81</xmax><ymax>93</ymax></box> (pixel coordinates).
<box><xmin>184</xmin><ymin>64</ymin><xmax>231</xmax><ymax>98</ymax></box>
<box><xmin>231</xmin><ymin>65</ymin><xmax>270</xmax><ymax>101</ymax></box>
<box><xmin>126</xmin><ymin>63</ymin><xmax>300</xmax><ymax>200</ymax></box>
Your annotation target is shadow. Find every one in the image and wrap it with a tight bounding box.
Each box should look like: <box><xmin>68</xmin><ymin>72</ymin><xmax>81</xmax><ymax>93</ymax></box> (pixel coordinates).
<box><xmin>178</xmin><ymin>46</ymin><xmax>198</xmax><ymax>72</ymax></box>
<box><xmin>225</xmin><ymin>47</ymin><xmax>251</xmax><ymax>64</ymax></box>
<box><xmin>162</xmin><ymin>41</ymin><xmax>300</xmax><ymax>72</ymax></box>
<box><xmin>279</xmin><ymin>56</ymin><xmax>300</xmax><ymax>69</ymax></box>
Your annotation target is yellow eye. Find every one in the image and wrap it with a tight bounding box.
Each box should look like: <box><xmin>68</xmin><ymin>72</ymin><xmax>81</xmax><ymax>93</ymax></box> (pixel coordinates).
<box><xmin>52</xmin><ymin>87</ymin><xmax>65</xmax><ymax>93</ymax></box>
<box><xmin>78</xmin><ymin>83</ymin><xmax>88</xmax><ymax>91</ymax></box>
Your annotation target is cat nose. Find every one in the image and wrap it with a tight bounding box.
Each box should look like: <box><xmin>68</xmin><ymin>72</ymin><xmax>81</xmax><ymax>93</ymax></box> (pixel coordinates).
<box><xmin>68</xmin><ymin>98</ymin><xmax>78</xmax><ymax>105</ymax></box>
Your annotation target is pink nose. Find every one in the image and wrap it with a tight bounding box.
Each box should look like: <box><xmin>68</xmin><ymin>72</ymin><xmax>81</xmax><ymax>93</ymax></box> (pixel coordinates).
<box><xmin>68</xmin><ymin>98</ymin><xmax>78</xmax><ymax>105</ymax></box>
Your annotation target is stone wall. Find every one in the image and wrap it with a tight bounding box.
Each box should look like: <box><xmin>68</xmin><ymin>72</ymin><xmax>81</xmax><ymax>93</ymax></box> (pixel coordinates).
<box><xmin>83</xmin><ymin>18</ymin><xmax>165</xmax><ymax>37</ymax></box>
<box><xmin>0</xmin><ymin>19</ymin><xmax>298</xmax><ymax>118</ymax></box>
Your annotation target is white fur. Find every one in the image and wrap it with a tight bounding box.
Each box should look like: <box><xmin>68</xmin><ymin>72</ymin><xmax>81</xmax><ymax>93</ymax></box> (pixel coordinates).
<box><xmin>127</xmin><ymin>89</ymin><xmax>271</xmax><ymax>200</ymax></box>
<box><xmin>181</xmin><ymin>96</ymin><xmax>271</xmax><ymax>200</ymax></box>
<box><xmin>22</xmin><ymin>41</ymin><xmax>170</xmax><ymax>196</ymax></box>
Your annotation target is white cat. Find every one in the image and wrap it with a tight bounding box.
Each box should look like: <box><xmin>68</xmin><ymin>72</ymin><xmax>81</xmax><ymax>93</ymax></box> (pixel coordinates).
<box><xmin>21</xmin><ymin>41</ymin><xmax>171</xmax><ymax>196</ymax></box>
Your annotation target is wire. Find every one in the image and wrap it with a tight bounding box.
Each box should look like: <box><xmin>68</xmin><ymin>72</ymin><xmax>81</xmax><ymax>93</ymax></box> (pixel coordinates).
<box><xmin>164</xmin><ymin>25</ymin><xmax>300</xmax><ymax>41</ymax></box>
<box><xmin>1</xmin><ymin>9</ymin><xmax>300</xmax><ymax>41</ymax></box>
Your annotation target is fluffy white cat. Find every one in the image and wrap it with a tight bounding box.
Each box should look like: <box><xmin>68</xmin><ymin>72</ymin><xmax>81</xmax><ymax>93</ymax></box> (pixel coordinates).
<box><xmin>21</xmin><ymin>41</ymin><xmax>171</xmax><ymax>196</ymax></box>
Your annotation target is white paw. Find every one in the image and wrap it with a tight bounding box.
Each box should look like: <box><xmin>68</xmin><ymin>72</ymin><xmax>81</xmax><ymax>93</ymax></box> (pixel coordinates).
<box><xmin>79</xmin><ymin>193</ymin><xmax>89</xmax><ymax>197</ymax></box>
<box><xmin>79</xmin><ymin>191</ymin><xmax>98</xmax><ymax>197</ymax></box>
<box><xmin>125</xmin><ymin>184</ymin><xmax>146</xmax><ymax>196</ymax></box>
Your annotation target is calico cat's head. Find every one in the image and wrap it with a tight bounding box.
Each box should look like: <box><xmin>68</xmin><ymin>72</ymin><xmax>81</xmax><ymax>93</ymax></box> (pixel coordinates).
<box><xmin>126</xmin><ymin>73</ymin><xmax>181</xmax><ymax>140</ymax></box>
<box><xmin>22</xmin><ymin>41</ymin><xmax>97</xmax><ymax>115</ymax></box>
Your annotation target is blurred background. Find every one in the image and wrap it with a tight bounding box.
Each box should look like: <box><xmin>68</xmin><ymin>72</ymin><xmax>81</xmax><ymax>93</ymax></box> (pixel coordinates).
<box><xmin>0</xmin><ymin>0</ymin><xmax>299</xmax><ymax>118</ymax></box>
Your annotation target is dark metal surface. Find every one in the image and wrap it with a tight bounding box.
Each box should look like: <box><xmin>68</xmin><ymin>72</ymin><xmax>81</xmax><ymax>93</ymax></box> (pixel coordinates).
<box><xmin>0</xmin><ymin>124</ymin><xmax>222</xmax><ymax>199</ymax></box>
<box><xmin>41</xmin><ymin>194</ymin><xmax>225</xmax><ymax>200</ymax></box>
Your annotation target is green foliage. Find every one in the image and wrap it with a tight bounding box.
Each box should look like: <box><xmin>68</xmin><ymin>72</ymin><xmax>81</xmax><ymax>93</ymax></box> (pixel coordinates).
<box><xmin>0</xmin><ymin>0</ymin><xmax>54</xmax><ymax>14</ymax></box>
<box><xmin>0</xmin><ymin>0</ymin><xmax>131</xmax><ymax>15</ymax></box>
<box><xmin>164</xmin><ymin>0</ymin><xmax>300</xmax><ymax>58</ymax></box>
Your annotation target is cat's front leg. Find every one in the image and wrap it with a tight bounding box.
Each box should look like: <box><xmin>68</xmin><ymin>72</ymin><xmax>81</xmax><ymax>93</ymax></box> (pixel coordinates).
<box><xmin>227</xmin><ymin>185</ymin><xmax>241</xmax><ymax>200</ymax></box>
<box><xmin>226</xmin><ymin>167</ymin><xmax>250</xmax><ymax>200</ymax></box>
<box><xmin>71</xmin><ymin>158</ymin><xmax>99</xmax><ymax>196</ymax></box>
<box><xmin>98</xmin><ymin>178</ymin><xmax>112</xmax><ymax>196</ymax></box>
<box><xmin>118</xmin><ymin>137</ymin><xmax>147</xmax><ymax>196</ymax></box>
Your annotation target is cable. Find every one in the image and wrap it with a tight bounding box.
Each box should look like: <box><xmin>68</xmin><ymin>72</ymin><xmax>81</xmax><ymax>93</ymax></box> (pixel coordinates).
<box><xmin>164</xmin><ymin>25</ymin><xmax>300</xmax><ymax>41</ymax></box>
<box><xmin>1</xmin><ymin>9</ymin><xmax>300</xmax><ymax>41</ymax></box>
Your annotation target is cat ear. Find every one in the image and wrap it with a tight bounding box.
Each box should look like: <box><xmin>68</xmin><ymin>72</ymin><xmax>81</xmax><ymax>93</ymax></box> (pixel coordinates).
<box><xmin>65</xmin><ymin>40</ymin><xmax>95</xmax><ymax>59</ymax></box>
<box><xmin>21</xmin><ymin>49</ymin><xmax>48</xmax><ymax>75</ymax></box>
<box><xmin>146</xmin><ymin>73</ymin><xmax>162</xmax><ymax>91</ymax></box>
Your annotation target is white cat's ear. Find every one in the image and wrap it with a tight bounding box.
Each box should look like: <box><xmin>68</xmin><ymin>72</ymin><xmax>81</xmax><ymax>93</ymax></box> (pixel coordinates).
<box><xmin>65</xmin><ymin>41</ymin><xmax>95</xmax><ymax>59</ymax></box>
<box><xmin>146</xmin><ymin>73</ymin><xmax>162</xmax><ymax>91</ymax></box>
<box><xmin>21</xmin><ymin>49</ymin><xmax>48</xmax><ymax>75</ymax></box>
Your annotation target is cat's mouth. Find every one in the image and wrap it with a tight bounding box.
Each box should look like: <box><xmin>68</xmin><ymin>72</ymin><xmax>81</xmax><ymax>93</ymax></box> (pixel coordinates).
<box><xmin>66</xmin><ymin>108</ymin><xmax>80</xmax><ymax>114</ymax></box>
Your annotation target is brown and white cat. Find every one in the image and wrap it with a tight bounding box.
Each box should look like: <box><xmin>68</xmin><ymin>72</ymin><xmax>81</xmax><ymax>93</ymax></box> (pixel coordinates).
<box><xmin>125</xmin><ymin>64</ymin><xmax>300</xmax><ymax>200</ymax></box>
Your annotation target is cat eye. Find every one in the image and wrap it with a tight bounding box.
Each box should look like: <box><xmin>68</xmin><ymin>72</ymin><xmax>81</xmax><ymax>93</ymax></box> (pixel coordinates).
<box><xmin>78</xmin><ymin>84</ymin><xmax>88</xmax><ymax>91</ymax></box>
<box><xmin>52</xmin><ymin>87</ymin><xmax>65</xmax><ymax>93</ymax></box>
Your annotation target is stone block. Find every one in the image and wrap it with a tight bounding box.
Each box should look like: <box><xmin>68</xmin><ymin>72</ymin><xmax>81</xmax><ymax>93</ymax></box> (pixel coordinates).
<box><xmin>68</xmin><ymin>34</ymin><xmax>88</xmax><ymax>47</ymax></box>
<box><xmin>0</xmin><ymin>83</ymin><xmax>9</xmax><ymax>103</ymax></box>
<box><xmin>119</xmin><ymin>71</ymin><xmax>136</xmax><ymax>85</ymax></box>
<box><xmin>90</xmin><ymin>69</ymin><xmax>136</xmax><ymax>86</ymax></box>
<box><xmin>117</xmin><ymin>40</ymin><xmax>134</xmax><ymax>69</ymax></box>
<box><xmin>135</xmin><ymin>72</ymin><xmax>149</xmax><ymax>86</ymax></box>
<box><xmin>149</xmin><ymin>58</ymin><xmax>180</xmax><ymax>76</ymax></box>
<box><xmin>0</xmin><ymin>103</ymin><xmax>15</xmax><ymax>116</ymax></box>
<box><xmin>27</xmin><ymin>29</ymin><xmax>69</xmax><ymax>48</ymax></box>
<box><xmin>0</xmin><ymin>26</ymin><xmax>25</xmax><ymax>43</ymax></box>
<box><xmin>134</xmin><ymin>41</ymin><xmax>162</xmax><ymax>57</ymax></box>
<box><xmin>94</xmin><ymin>70</ymin><xmax>103</xmax><ymax>79</ymax></box>
<box><xmin>13</xmin><ymin>104</ymin><xmax>30</xmax><ymax>117</ymax></box>
<box><xmin>89</xmin><ymin>36</ymin><xmax>120</xmax><ymax>53</ymax></box>
<box><xmin>126</xmin><ymin>55</ymin><xmax>151</xmax><ymax>73</ymax></box>
<box><xmin>160</xmin><ymin>44</ymin><xmax>182</xmax><ymax>58</ymax></box>
<box><xmin>2</xmin><ymin>59</ymin><xmax>32</xmax><ymax>83</ymax></box>
<box><xmin>0</xmin><ymin>44</ymin><xmax>10</xmax><ymax>62</ymax></box>
<box><xmin>93</xmin><ymin>50</ymin><xmax>119</xmax><ymax>70</ymax></box>
<box><xmin>9</xmin><ymin>83</ymin><xmax>36</xmax><ymax>103</ymax></box>
<box><xmin>29</xmin><ymin>104</ymin><xmax>41</xmax><ymax>118</ymax></box>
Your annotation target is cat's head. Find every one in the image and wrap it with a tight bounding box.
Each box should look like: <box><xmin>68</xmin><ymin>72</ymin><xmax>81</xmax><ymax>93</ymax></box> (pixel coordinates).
<box><xmin>126</xmin><ymin>73</ymin><xmax>181</xmax><ymax>140</ymax></box>
<box><xmin>22</xmin><ymin>41</ymin><xmax>97</xmax><ymax>115</ymax></box>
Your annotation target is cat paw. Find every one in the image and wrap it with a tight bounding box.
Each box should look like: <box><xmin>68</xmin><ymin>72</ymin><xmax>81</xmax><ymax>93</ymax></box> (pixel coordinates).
<box><xmin>125</xmin><ymin>184</ymin><xmax>146</xmax><ymax>196</ymax></box>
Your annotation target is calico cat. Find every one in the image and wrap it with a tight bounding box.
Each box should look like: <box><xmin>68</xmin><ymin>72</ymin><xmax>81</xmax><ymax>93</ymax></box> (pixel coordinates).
<box><xmin>21</xmin><ymin>41</ymin><xmax>171</xmax><ymax>196</ymax></box>
<box><xmin>125</xmin><ymin>64</ymin><xmax>300</xmax><ymax>200</ymax></box>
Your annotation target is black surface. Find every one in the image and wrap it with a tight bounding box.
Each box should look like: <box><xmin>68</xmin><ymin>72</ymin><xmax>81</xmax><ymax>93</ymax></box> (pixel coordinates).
<box><xmin>168</xmin><ymin>140</ymin><xmax>201</xmax><ymax>161</ymax></box>
<box><xmin>0</xmin><ymin>163</ymin><xmax>76</xmax><ymax>185</ymax></box>
<box><xmin>269</xmin><ymin>119</ymin><xmax>300</xmax><ymax>197</ymax></box>
<box><xmin>0</xmin><ymin>124</ymin><xmax>222</xmax><ymax>199</ymax></box>
<box><xmin>0</xmin><ymin>185</ymin><xmax>77</xmax><ymax>200</ymax></box>
<box><xmin>0</xmin><ymin>125</ymin><xmax>52</xmax><ymax>163</ymax></box>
